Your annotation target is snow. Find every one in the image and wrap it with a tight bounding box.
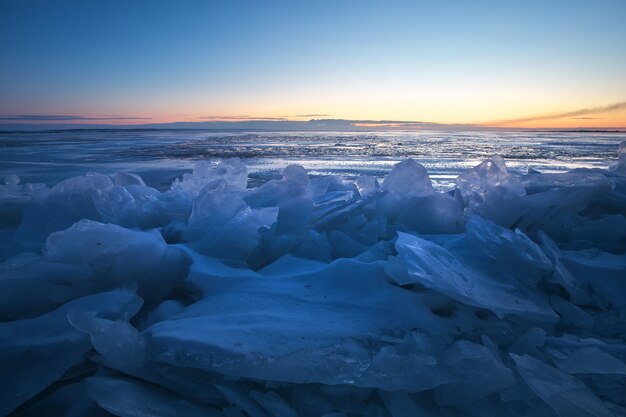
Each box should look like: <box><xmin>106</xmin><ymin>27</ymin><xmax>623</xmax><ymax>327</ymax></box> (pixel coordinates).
<box><xmin>1</xmin><ymin>142</ymin><xmax>626</xmax><ymax>416</ymax></box>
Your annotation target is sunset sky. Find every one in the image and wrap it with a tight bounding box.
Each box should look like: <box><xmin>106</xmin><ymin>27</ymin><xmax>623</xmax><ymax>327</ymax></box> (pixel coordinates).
<box><xmin>1</xmin><ymin>0</ymin><xmax>625</xmax><ymax>129</ymax></box>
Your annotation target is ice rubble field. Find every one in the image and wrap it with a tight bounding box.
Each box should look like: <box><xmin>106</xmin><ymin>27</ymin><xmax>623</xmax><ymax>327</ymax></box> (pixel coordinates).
<box><xmin>1</xmin><ymin>143</ymin><xmax>626</xmax><ymax>417</ymax></box>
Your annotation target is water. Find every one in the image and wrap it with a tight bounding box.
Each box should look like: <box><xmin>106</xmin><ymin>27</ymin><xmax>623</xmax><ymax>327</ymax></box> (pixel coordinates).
<box><xmin>0</xmin><ymin>129</ymin><xmax>623</xmax><ymax>190</ymax></box>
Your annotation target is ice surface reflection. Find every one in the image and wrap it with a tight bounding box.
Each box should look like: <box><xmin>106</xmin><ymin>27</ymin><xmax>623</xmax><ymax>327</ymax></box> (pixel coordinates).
<box><xmin>0</xmin><ymin>129</ymin><xmax>623</xmax><ymax>190</ymax></box>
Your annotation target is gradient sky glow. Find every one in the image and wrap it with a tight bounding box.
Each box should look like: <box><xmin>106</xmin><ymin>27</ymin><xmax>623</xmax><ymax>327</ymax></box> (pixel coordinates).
<box><xmin>1</xmin><ymin>0</ymin><xmax>625</xmax><ymax>128</ymax></box>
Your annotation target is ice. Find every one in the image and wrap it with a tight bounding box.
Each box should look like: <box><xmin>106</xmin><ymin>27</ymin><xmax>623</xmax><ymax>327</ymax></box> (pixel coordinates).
<box><xmin>4</xmin><ymin>175</ymin><xmax>20</xmax><ymax>186</ymax></box>
<box><xmin>11</xmin><ymin>382</ymin><xmax>109</xmax><ymax>417</ymax></box>
<box><xmin>561</xmin><ymin>249</ymin><xmax>626</xmax><ymax>308</ymax></box>
<box><xmin>85</xmin><ymin>376</ymin><xmax>223</xmax><ymax>417</ymax></box>
<box><xmin>617</xmin><ymin>140</ymin><xmax>626</xmax><ymax>173</ymax></box>
<box><xmin>552</xmin><ymin>347</ymin><xmax>626</xmax><ymax>375</ymax></box>
<box><xmin>172</xmin><ymin>158</ymin><xmax>248</xmax><ymax>196</ymax></box>
<box><xmin>94</xmin><ymin>183</ymin><xmax>169</xmax><ymax>228</ymax></box>
<box><xmin>139</xmin><ymin>299</ymin><xmax>186</xmax><ymax>329</ymax></box>
<box><xmin>354</xmin><ymin>175</ymin><xmax>379</xmax><ymax>197</ymax></box>
<box><xmin>10</xmin><ymin>172</ymin><xmax>114</xmax><ymax>253</ymax></box>
<box><xmin>434</xmin><ymin>340</ymin><xmax>515</xmax><ymax>405</ymax></box>
<box><xmin>2</xmin><ymin>219</ymin><xmax>187</xmax><ymax>319</ymax></box>
<box><xmin>537</xmin><ymin>231</ymin><xmax>591</xmax><ymax>305</ymax></box>
<box><xmin>0</xmin><ymin>289</ymin><xmax>141</xmax><ymax>416</ymax></box>
<box><xmin>511</xmin><ymin>353</ymin><xmax>614</xmax><ymax>417</ymax></box>
<box><xmin>378</xmin><ymin>391</ymin><xmax>428</xmax><ymax>417</ymax></box>
<box><xmin>245</xmin><ymin>165</ymin><xmax>313</xmax><ymax>247</ymax></box>
<box><xmin>463</xmin><ymin>216</ymin><xmax>552</xmax><ymax>285</ymax></box>
<box><xmin>146</xmin><ymin>253</ymin><xmax>447</xmax><ymax>390</ymax></box>
<box><xmin>44</xmin><ymin>219</ymin><xmax>191</xmax><ymax>302</ymax></box>
<box><xmin>0</xmin><ymin>175</ymin><xmax>44</xmax><ymax>230</ymax></box>
<box><xmin>395</xmin><ymin>192</ymin><xmax>463</xmax><ymax>234</ymax></box>
<box><xmin>378</xmin><ymin>159</ymin><xmax>433</xmax><ymax>219</ymax></box>
<box><xmin>112</xmin><ymin>172</ymin><xmax>146</xmax><ymax>187</ymax></box>
<box><xmin>215</xmin><ymin>385</ymin><xmax>270</xmax><ymax>417</ymax></box>
<box><xmin>68</xmin><ymin>312</ymin><xmax>146</xmax><ymax>369</ymax></box>
<box><xmin>249</xmin><ymin>390</ymin><xmax>298</xmax><ymax>417</ymax></box>
<box><xmin>7</xmin><ymin>171</ymin><xmax>175</xmax><ymax>256</ymax></box>
<box><xmin>3</xmin><ymin>149</ymin><xmax>626</xmax><ymax>416</ymax></box>
<box><xmin>381</xmin><ymin>159</ymin><xmax>433</xmax><ymax>197</ymax></box>
<box><xmin>550</xmin><ymin>296</ymin><xmax>594</xmax><ymax>329</ymax></box>
<box><xmin>0</xmin><ymin>257</ymin><xmax>96</xmax><ymax>320</ymax></box>
<box><xmin>387</xmin><ymin>231</ymin><xmax>557</xmax><ymax>321</ymax></box>
<box><xmin>456</xmin><ymin>156</ymin><xmax>526</xmax><ymax>225</ymax></box>
<box><xmin>183</xmin><ymin>178</ymin><xmax>278</xmax><ymax>260</ymax></box>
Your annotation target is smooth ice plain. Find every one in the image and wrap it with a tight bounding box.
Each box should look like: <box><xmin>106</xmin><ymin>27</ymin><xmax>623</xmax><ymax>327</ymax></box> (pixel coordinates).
<box><xmin>1</xmin><ymin>136</ymin><xmax>626</xmax><ymax>417</ymax></box>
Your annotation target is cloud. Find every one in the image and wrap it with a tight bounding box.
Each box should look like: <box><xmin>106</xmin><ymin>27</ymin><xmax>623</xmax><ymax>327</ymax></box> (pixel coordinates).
<box><xmin>200</xmin><ymin>115</ymin><xmax>289</xmax><ymax>121</ymax></box>
<box><xmin>294</xmin><ymin>113</ymin><xmax>332</xmax><ymax>118</ymax></box>
<box><xmin>200</xmin><ymin>114</ymin><xmax>333</xmax><ymax>120</ymax></box>
<box><xmin>492</xmin><ymin>101</ymin><xmax>626</xmax><ymax>125</ymax></box>
<box><xmin>306</xmin><ymin>118</ymin><xmax>480</xmax><ymax>130</ymax></box>
<box><xmin>0</xmin><ymin>115</ymin><xmax>151</xmax><ymax>121</ymax></box>
<box><xmin>570</xmin><ymin>117</ymin><xmax>603</xmax><ymax>120</ymax></box>
<box><xmin>311</xmin><ymin>119</ymin><xmax>436</xmax><ymax>126</ymax></box>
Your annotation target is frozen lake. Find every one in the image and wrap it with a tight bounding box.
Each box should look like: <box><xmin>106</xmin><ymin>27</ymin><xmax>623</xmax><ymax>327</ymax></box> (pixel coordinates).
<box><xmin>1</xmin><ymin>129</ymin><xmax>623</xmax><ymax>190</ymax></box>
<box><xmin>1</xmin><ymin>128</ymin><xmax>626</xmax><ymax>416</ymax></box>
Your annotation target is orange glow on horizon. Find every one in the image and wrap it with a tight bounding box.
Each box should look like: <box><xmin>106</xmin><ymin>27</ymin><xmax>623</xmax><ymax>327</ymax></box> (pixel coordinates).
<box><xmin>485</xmin><ymin>104</ymin><xmax>626</xmax><ymax>130</ymax></box>
<box><xmin>4</xmin><ymin>101</ymin><xmax>626</xmax><ymax>130</ymax></box>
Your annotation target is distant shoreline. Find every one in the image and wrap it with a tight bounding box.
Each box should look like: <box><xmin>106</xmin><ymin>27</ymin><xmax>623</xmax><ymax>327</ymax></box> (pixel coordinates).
<box><xmin>1</xmin><ymin>127</ymin><xmax>625</xmax><ymax>134</ymax></box>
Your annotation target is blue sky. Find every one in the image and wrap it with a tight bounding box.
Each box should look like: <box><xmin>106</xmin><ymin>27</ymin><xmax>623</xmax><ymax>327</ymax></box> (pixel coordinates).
<box><xmin>1</xmin><ymin>0</ymin><xmax>625</xmax><ymax>128</ymax></box>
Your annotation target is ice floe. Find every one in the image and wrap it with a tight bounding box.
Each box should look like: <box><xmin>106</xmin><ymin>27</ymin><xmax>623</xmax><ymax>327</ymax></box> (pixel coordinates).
<box><xmin>1</xmin><ymin>143</ymin><xmax>626</xmax><ymax>416</ymax></box>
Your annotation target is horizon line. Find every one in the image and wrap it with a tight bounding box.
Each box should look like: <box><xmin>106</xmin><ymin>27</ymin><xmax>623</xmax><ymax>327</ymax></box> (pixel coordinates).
<box><xmin>1</xmin><ymin>118</ymin><xmax>625</xmax><ymax>133</ymax></box>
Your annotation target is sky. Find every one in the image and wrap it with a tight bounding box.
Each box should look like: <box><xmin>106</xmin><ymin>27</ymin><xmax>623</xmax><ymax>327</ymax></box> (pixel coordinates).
<box><xmin>1</xmin><ymin>0</ymin><xmax>625</xmax><ymax>129</ymax></box>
